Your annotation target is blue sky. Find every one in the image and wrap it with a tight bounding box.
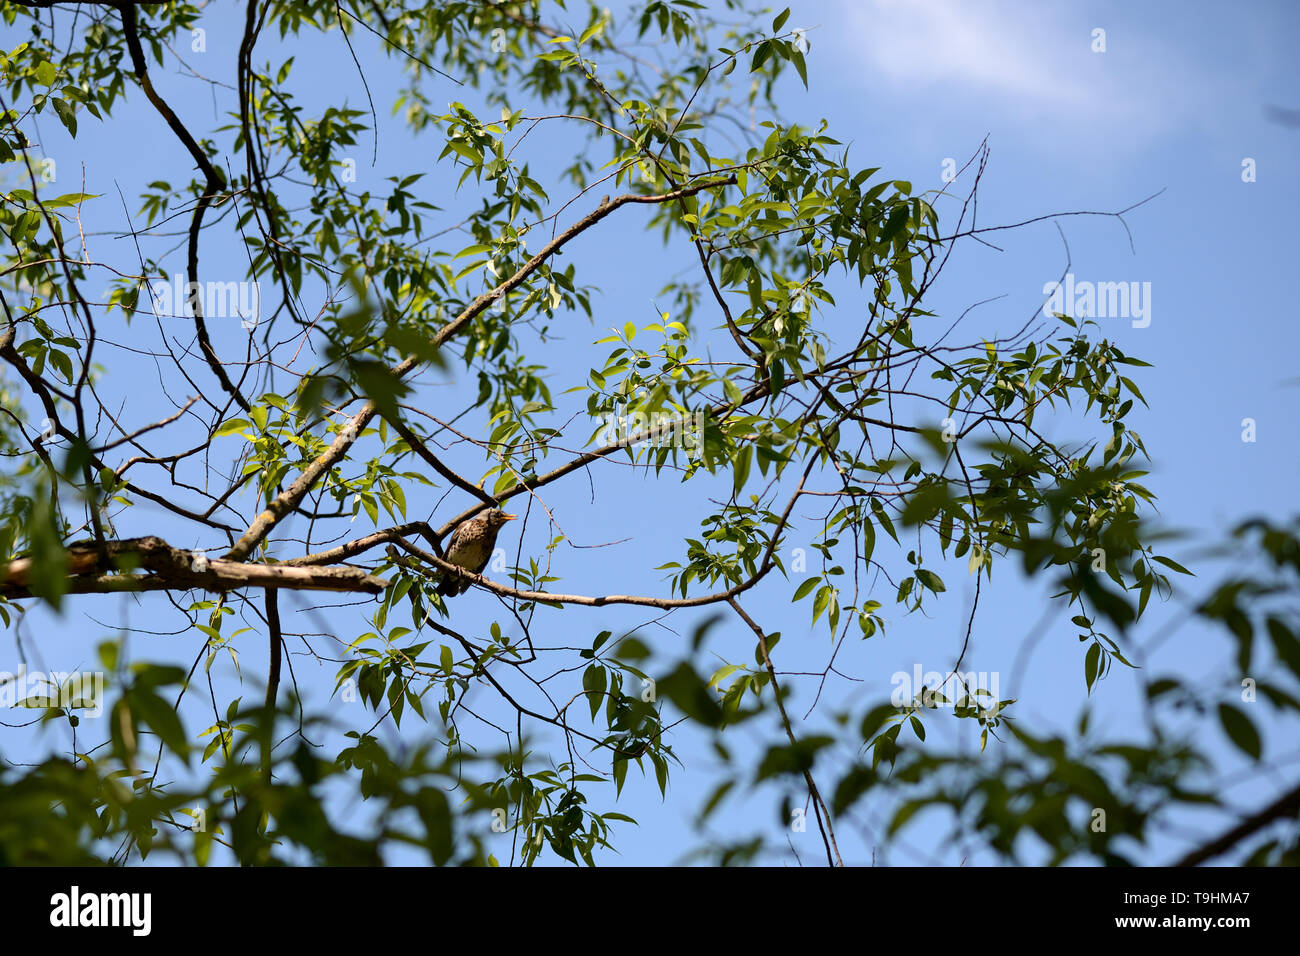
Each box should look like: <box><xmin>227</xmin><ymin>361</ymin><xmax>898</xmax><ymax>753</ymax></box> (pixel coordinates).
<box><xmin>3</xmin><ymin>0</ymin><xmax>1299</xmax><ymax>866</ymax></box>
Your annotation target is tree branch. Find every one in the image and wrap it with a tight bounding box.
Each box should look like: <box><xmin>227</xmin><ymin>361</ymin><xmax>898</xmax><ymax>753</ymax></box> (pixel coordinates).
<box><xmin>222</xmin><ymin>177</ymin><xmax>734</xmax><ymax>562</ymax></box>
<box><xmin>729</xmin><ymin>596</ymin><xmax>844</xmax><ymax>867</ymax></box>
<box><xmin>1172</xmin><ymin>780</ymin><xmax>1300</xmax><ymax>867</ymax></box>
<box><xmin>0</xmin><ymin>537</ymin><xmax>387</xmax><ymax>597</ymax></box>
<box><xmin>116</xmin><ymin>2</ymin><xmax>250</xmax><ymax>412</ymax></box>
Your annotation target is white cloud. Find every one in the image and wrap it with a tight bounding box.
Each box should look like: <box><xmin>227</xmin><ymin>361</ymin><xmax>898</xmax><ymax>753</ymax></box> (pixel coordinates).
<box><xmin>821</xmin><ymin>0</ymin><xmax>1237</xmax><ymax>146</ymax></box>
<box><xmin>848</xmin><ymin>0</ymin><xmax>1097</xmax><ymax>109</ymax></box>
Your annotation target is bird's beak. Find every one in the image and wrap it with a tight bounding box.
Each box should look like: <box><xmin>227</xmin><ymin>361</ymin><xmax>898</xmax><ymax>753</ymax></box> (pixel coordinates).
<box><xmin>502</xmin><ymin>513</ymin><xmax>517</xmax><ymax>521</ymax></box>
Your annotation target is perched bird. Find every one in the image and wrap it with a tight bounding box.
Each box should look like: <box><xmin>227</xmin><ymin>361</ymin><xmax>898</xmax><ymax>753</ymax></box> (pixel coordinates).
<box><xmin>436</xmin><ymin>508</ymin><xmax>516</xmax><ymax>596</ymax></box>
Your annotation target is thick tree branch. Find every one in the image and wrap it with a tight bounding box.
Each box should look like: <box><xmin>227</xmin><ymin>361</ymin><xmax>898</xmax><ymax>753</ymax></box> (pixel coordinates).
<box><xmin>265</xmin><ymin>587</ymin><xmax>282</xmax><ymax>712</ymax></box>
<box><xmin>0</xmin><ymin>537</ymin><xmax>387</xmax><ymax>597</ymax></box>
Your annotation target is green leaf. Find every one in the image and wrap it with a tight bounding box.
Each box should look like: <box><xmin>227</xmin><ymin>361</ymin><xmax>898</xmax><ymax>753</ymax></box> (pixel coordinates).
<box><xmin>583</xmin><ymin>664</ymin><xmax>607</xmax><ymax>721</ymax></box>
<box><xmin>938</xmin><ymin>510</ymin><xmax>954</xmax><ymax>553</ymax></box>
<box><xmin>52</xmin><ymin>97</ymin><xmax>76</xmax><ymax>137</ymax></box>
<box><xmin>793</xmin><ymin>576</ymin><xmax>820</xmax><ymax>601</ymax></box>
<box><xmin>733</xmin><ymin>443</ymin><xmax>752</xmax><ymax>494</ymax></box>
<box><xmin>916</xmin><ymin>569</ymin><xmax>945</xmax><ymax>593</ymax></box>
<box><xmin>651</xmin><ymin>751</ymin><xmax>669</xmax><ymax>796</ymax></box>
<box><xmin>1217</xmin><ymin>703</ymin><xmax>1261</xmax><ymax>760</ymax></box>
<box><xmin>130</xmin><ymin>688</ymin><xmax>190</xmax><ymax>762</ymax></box>
<box><xmin>1152</xmin><ymin>555</ymin><xmax>1193</xmax><ymax>576</ymax></box>
<box><xmin>214</xmin><ymin>417</ymin><xmax>252</xmax><ymax>438</ymax></box>
<box><xmin>1084</xmin><ymin>643</ymin><xmax>1101</xmax><ymax>694</ymax></box>
<box><xmin>791</xmin><ymin>50</ymin><xmax>808</xmax><ymax>89</ymax></box>
<box><xmin>700</xmin><ymin>779</ymin><xmax>735</xmax><ymax>820</ymax></box>
<box><xmin>896</xmin><ymin>576</ymin><xmax>913</xmax><ymax>603</ymax></box>
<box><xmin>1268</xmin><ymin>618</ymin><xmax>1300</xmax><ymax>678</ymax></box>
<box><xmin>888</xmin><ymin>799</ymin><xmax>925</xmax><ymax>836</ymax></box>
<box><xmin>870</xmin><ymin>498</ymin><xmax>898</xmax><ymax>543</ymax></box>
<box><xmin>861</xmin><ymin>518</ymin><xmax>876</xmax><ymax>566</ymax></box>
<box><xmin>708</xmin><ymin>663</ymin><xmax>741</xmax><ymax>689</ymax></box>
<box><xmin>812</xmin><ymin>584</ymin><xmax>831</xmax><ymax>624</ymax></box>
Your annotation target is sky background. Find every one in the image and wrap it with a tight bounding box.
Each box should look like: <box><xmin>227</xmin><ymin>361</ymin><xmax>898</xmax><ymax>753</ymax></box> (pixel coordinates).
<box><xmin>3</xmin><ymin>0</ymin><xmax>1299</xmax><ymax>866</ymax></box>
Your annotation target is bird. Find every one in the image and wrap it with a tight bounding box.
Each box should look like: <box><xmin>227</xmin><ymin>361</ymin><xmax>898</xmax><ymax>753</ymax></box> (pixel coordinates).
<box><xmin>435</xmin><ymin>507</ymin><xmax>517</xmax><ymax>596</ymax></box>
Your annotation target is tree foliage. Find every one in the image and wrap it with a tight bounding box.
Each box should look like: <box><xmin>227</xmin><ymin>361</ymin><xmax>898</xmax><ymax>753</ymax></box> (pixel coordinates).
<box><xmin>0</xmin><ymin>0</ymin><xmax>1295</xmax><ymax>866</ymax></box>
